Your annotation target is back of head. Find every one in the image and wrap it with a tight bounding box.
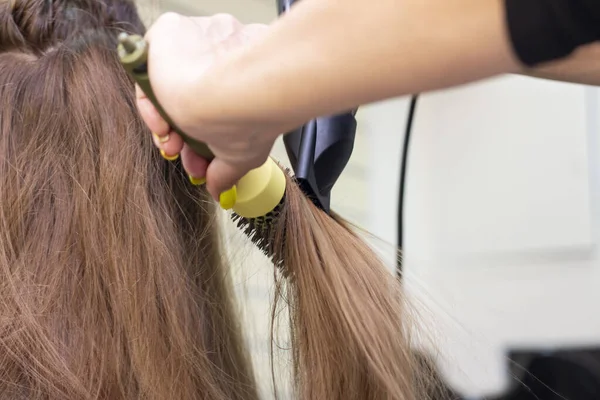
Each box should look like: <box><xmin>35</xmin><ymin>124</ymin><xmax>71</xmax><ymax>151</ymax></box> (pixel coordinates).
<box><xmin>0</xmin><ymin>1</ymin><xmax>256</xmax><ymax>399</ymax></box>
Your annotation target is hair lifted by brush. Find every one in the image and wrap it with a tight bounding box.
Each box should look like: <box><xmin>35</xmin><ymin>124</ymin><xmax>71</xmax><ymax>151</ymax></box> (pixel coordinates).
<box><xmin>1</xmin><ymin>1</ymin><xmax>434</xmax><ymax>399</ymax></box>
<box><xmin>267</xmin><ymin>176</ymin><xmax>429</xmax><ymax>399</ymax></box>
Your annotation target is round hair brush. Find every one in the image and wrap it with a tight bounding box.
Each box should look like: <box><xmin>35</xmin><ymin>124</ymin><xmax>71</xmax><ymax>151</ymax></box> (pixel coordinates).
<box><xmin>117</xmin><ymin>32</ymin><xmax>287</xmax><ymax>262</ymax></box>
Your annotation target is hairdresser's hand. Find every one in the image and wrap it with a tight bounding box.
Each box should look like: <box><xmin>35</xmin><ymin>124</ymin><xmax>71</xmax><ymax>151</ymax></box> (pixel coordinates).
<box><xmin>136</xmin><ymin>13</ymin><xmax>279</xmax><ymax>202</ymax></box>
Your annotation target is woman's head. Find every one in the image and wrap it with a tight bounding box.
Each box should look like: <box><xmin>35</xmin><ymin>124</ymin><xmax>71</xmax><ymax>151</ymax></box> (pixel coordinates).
<box><xmin>1</xmin><ymin>0</ymin><xmax>145</xmax><ymax>53</ymax></box>
<box><xmin>0</xmin><ymin>1</ymin><xmax>256</xmax><ymax>399</ymax></box>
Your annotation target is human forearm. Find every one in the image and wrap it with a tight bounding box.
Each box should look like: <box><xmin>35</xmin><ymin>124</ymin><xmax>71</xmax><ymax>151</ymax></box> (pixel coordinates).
<box><xmin>523</xmin><ymin>42</ymin><xmax>600</xmax><ymax>85</ymax></box>
<box><xmin>139</xmin><ymin>0</ymin><xmax>600</xmax><ymax>197</ymax></box>
<box><xmin>196</xmin><ymin>0</ymin><xmax>521</xmax><ymax>129</ymax></box>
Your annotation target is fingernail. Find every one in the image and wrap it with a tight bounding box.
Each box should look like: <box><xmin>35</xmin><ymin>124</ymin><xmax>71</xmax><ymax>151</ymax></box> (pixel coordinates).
<box><xmin>219</xmin><ymin>186</ymin><xmax>237</xmax><ymax>210</ymax></box>
<box><xmin>188</xmin><ymin>175</ymin><xmax>206</xmax><ymax>186</ymax></box>
<box><xmin>160</xmin><ymin>149</ymin><xmax>179</xmax><ymax>161</ymax></box>
<box><xmin>153</xmin><ymin>132</ymin><xmax>170</xmax><ymax>144</ymax></box>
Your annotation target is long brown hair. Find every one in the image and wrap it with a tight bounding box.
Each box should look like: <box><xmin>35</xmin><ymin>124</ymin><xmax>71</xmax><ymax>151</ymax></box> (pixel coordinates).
<box><xmin>0</xmin><ymin>1</ymin><xmax>257</xmax><ymax>399</ymax></box>
<box><xmin>271</xmin><ymin>177</ymin><xmax>428</xmax><ymax>399</ymax></box>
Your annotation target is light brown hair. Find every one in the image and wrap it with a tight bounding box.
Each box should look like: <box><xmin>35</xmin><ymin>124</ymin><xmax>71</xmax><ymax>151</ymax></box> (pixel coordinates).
<box><xmin>0</xmin><ymin>1</ymin><xmax>257</xmax><ymax>398</ymax></box>
<box><xmin>271</xmin><ymin>178</ymin><xmax>426</xmax><ymax>399</ymax></box>
<box><xmin>0</xmin><ymin>0</ymin><xmax>436</xmax><ymax>399</ymax></box>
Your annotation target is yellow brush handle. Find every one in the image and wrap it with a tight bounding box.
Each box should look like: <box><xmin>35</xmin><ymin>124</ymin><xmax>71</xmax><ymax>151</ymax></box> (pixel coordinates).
<box><xmin>117</xmin><ymin>33</ymin><xmax>214</xmax><ymax>160</ymax></box>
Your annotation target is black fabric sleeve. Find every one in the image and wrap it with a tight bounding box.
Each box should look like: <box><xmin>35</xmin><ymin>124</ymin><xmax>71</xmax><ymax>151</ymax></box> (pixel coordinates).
<box><xmin>505</xmin><ymin>0</ymin><xmax>600</xmax><ymax>66</ymax></box>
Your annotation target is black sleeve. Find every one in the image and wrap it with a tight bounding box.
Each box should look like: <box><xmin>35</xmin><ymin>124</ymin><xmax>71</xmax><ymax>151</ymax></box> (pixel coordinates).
<box><xmin>505</xmin><ymin>0</ymin><xmax>600</xmax><ymax>66</ymax></box>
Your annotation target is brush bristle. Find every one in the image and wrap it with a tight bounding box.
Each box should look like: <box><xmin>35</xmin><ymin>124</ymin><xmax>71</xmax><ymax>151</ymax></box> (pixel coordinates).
<box><xmin>230</xmin><ymin>195</ymin><xmax>285</xmax><ymax>266</ymax></box>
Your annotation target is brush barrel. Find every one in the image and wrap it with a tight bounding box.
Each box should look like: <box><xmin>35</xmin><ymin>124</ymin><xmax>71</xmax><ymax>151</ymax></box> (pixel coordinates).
<box><xmin>233</xmin><ymin>157</ymin><xmax>286</xmax><ymax>218</ymax></box>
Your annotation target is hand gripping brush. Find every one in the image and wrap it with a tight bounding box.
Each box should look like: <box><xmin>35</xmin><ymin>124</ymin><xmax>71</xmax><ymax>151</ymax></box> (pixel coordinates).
<box><xmin>117</xmin><ymin>33</ymin><xmax>288</xmax><ymax>261</ymax></box>
<box><xmin>117</xmin><ymin>29</ymin><xmax>356</xmax><ymax>266</ymax></box>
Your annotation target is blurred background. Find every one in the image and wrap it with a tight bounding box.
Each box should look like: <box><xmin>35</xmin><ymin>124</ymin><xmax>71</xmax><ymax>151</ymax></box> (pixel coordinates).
<box><xmin>143</xmin><ymin>1</ymin><xmax>600</xmax><ymax>399</ymax></box>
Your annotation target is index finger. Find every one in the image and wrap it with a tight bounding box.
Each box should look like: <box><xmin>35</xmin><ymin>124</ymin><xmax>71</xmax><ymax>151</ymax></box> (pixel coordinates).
<box><xmin>135</xmin><ymin>84</ymin><xmax>170</xmax><ymax>136</ymax></box>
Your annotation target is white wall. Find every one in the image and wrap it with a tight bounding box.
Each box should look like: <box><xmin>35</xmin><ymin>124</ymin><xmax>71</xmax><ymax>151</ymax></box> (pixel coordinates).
<box><xmin>362</xmin><ymin>76</ymin><xmax>600</xmax><ymax>397</ymax></box>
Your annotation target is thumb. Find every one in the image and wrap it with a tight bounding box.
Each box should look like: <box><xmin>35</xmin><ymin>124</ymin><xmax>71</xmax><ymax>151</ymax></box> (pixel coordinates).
<box><xmin>205</xmin><ymin>158</ymin><xmax>249</xmax><ymax>208</ymax></box>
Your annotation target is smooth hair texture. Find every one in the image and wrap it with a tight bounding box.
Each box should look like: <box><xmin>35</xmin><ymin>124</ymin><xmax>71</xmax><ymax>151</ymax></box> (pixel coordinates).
<box><xmin>0</xmin><ymin>1</ymin><xmax>436</xmax><ymax>399</ymax></box>
<box><xmin>271</xmin><ymin>177</ymin><xmax>427</xmax><ymax>400</ymax></box>
<box><xmin>0</xmin><ymin>1</ymin><xmax>257</xmax><ymax>399</ymax></box>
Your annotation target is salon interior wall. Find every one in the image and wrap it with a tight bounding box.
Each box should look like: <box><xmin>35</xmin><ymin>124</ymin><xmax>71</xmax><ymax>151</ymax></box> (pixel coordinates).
<box><xmin>363</xmin><ymin>78</ymin><xmax>600</xmax><ymax>398</ymax></box>
<box><xmin>148</xmin><ymin>1</ymin><xmax>600</xmax><ymax>398</ymax></box>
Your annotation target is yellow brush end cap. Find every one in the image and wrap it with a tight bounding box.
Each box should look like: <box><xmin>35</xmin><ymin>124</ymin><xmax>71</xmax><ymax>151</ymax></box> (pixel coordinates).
<box><xmin>232</xmin><ymin>157</ymin><xmax>286</xmax><ymax>218</ymax></box>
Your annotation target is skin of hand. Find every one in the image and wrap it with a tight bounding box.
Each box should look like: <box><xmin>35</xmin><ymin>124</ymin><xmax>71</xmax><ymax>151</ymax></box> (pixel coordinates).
<box><xmin>138</xmin><ymin>0</ymin><xmax>521</xmax><ymax>201</ymax></box>
<box><xmin>138</xmin><ymin>0</ymin><xmax>599</xmax><ymax>203</ymax></box>
<box><xmin>136</xmin><ymin>13</ymin><xmax>281</xmax><ymax>201</ymax></box>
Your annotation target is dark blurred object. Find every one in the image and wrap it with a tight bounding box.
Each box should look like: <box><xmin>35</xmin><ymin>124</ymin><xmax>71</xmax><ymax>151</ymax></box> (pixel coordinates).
<box><xmin>495</xmin><ymin>348</ymin><xmax>600</xmax><ymax>400</ymax></box>
<box><xmin>415</xmin><ymin>347</ymin><xmax>600</xmax><ymax>400</ymax></box>
<box><xmin>276</xmin><ymin>0</ymin><xmax>357</xmax><ymax>214</ymax></box>
<box><xmin>276</xmin><ymin>0</ymin><xmax>295</xmax><ymax>13</ymax></box>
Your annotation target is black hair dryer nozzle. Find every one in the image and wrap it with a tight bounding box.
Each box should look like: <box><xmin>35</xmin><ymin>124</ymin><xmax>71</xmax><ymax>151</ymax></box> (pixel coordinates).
<box><xmin>283</xmin><ymin>112</ymin><xmax>357</xmax><ymax>214</ymax></box>
<box><xmin>277</xmin><ymin>0</ymin><xmax>357</xmax><ymax>214</ymax></box>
